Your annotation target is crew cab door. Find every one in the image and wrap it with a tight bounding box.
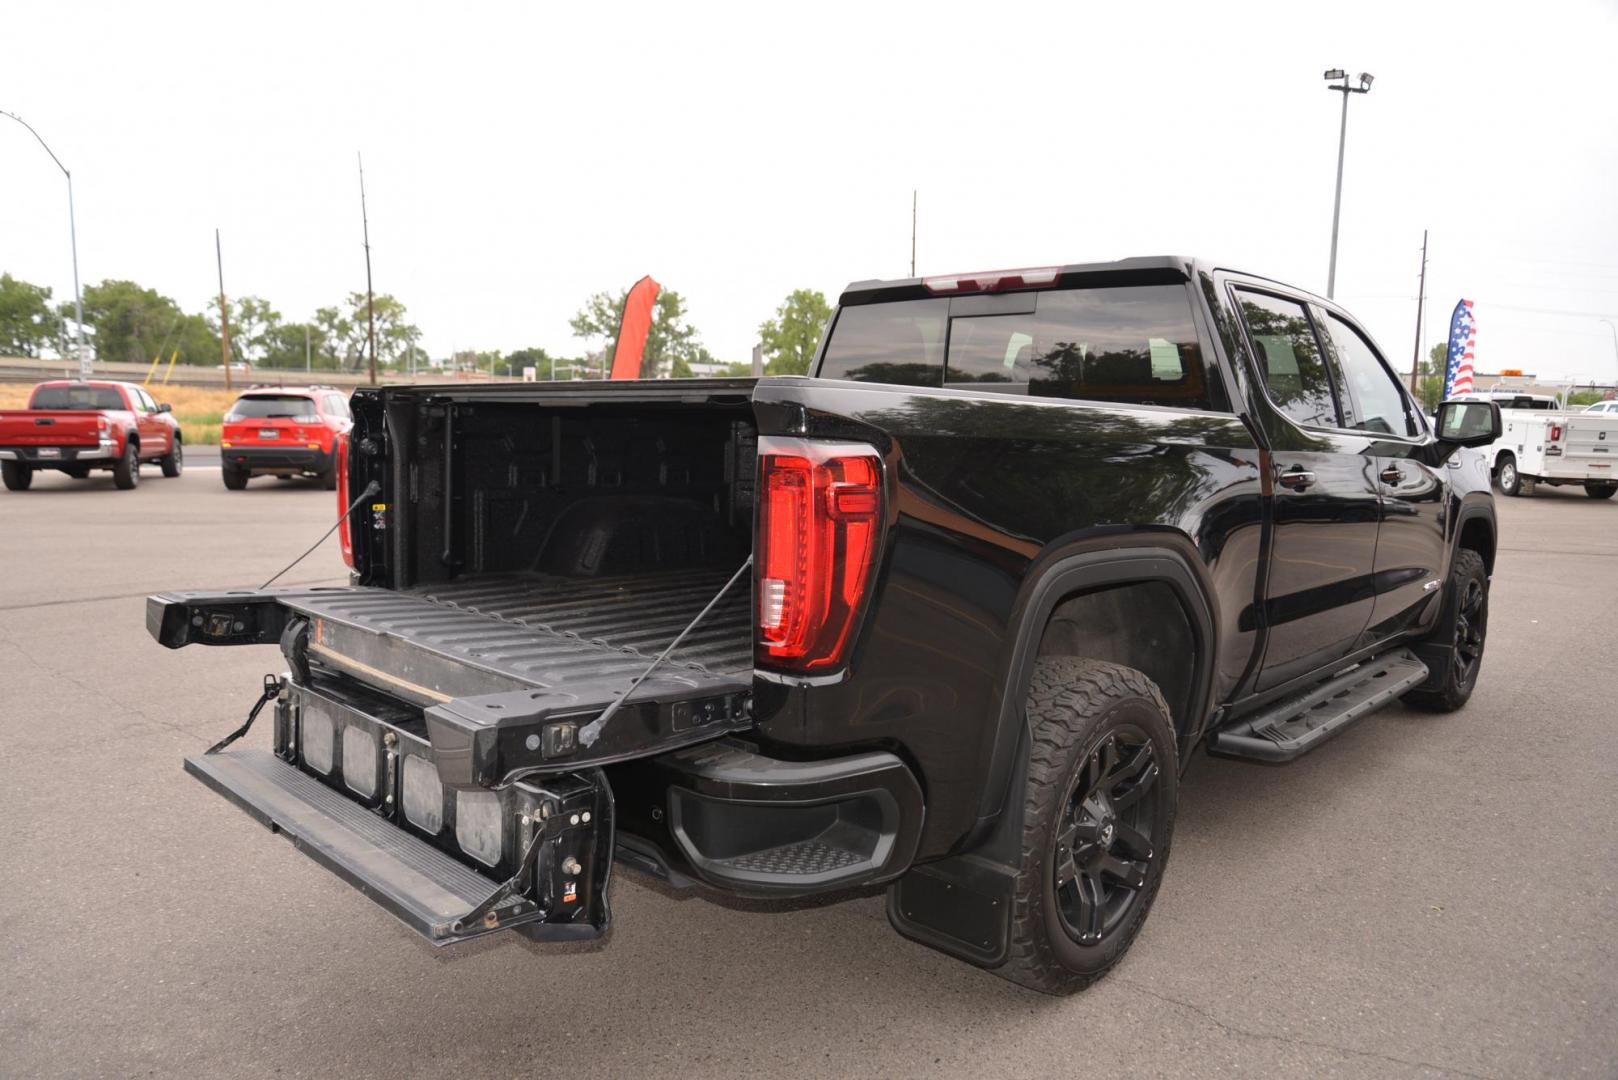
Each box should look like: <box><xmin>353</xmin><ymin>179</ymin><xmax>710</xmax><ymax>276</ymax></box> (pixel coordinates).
<box><xmin>130</xmin><ymin>386</ymin><xmax>170</xmax><ymax>453</ymax></box>
<box><xmin>1229</xmin><ymin>287</ymin><xmax>1381</xmax><ymax>691</ymax></box>
<box><xmin>1316</xmin><ymin>308</ymin><xmax>1448</xmax><ymax>640</ymax></box>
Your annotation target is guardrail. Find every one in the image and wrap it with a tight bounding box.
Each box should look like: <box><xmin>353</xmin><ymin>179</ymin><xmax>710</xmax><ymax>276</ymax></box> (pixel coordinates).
<box><xmin>0</xmin><ymin>356</ymin><xmax>509</xmax><ymax>389</ymax></box>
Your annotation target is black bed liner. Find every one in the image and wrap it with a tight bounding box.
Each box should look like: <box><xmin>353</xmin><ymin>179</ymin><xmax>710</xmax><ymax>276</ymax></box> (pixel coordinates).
<box><xmin>279</xmin><ymin>568</ymin><xmax>752</xmax><ymax>707</ymax></box>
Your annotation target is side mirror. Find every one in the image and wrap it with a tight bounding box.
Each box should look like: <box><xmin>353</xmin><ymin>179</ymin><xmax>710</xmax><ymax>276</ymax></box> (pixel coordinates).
<box><xmin>157</xmin><ymin>402</ymin><xmax>173</xmax><ymax>413</ymax></box>
<box><xmin>1434</xmin><ymin>399</ymin><xmax>1500</xmax><ymax>448</ymax></box>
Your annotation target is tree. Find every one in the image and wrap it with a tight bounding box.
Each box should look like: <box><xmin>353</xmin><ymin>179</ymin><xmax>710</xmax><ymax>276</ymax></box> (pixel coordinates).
<box><xmin>570</xmin><ymin>285</ymin><xmax>704</xmax><ymax>379</ymax></box>
<box><xmin>71</xmin><ymin>279</ymin><xmax>189</xmax><ymax>365</ymax></box>
<box><xmin>1416</xmin><ymin>342</ymin><xmax>1447</xmax><ymax>412</ymax></box>
<box><xmin>337</xmin><ymin>292</ymin><xmax>420</xmax><ymax>371</ymax></box>
<box><xmin>172</xmin><ymin>313</ymin><xmax>221</xmax><ymax>367</ymax></box>
<box><xmin>208</xmin><ymin>295</ymin><xmax>281</xmax><ymax>366</ymax></box>
<box><xmin>757</xmin><ymin>288</ymin><xmax>832</xmax><ymax>375</ymax></box>
<box><xmin>0</xmin><ymin>273</ymin><xmax>59</xmax><ymax>357</ymax></box>
<box><xmin>506</xmin><ymin>346</ymin><xmax>555</xmax><ymax>379</ymax></box>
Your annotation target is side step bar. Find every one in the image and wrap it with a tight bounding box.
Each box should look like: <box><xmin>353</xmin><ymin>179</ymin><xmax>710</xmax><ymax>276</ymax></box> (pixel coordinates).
<box><xmin>1207</xmin><ymin>649</ymin><xmax>1429</xmax><ymax>764</ymax></box>
<box><xmin>185</xmin><ymin>749</ymin><xmax>610</xmax><ymax>945</ymax></box>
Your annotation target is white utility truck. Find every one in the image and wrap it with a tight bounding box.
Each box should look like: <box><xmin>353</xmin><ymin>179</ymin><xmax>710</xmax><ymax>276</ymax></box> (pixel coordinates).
<box><xmin>1456</xmin><ymin>390</ymin><xmax>1618</xmax><ymax>498</ymax></box>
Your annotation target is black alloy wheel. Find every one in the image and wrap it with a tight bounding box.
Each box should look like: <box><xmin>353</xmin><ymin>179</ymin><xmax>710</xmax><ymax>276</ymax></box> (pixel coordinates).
<box><xmin>1449</xmin><ymin>575</ymin><xmax>1486</xmax><ymax>692</ymax></box>
<box><xmin>1053</xmin><ymin>728</ymin><xmax>1161</xmax><ymax>946</ymax></box>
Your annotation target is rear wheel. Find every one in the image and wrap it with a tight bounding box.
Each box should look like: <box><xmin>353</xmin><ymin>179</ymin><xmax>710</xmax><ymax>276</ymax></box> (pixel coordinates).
<box><xmin>996</xmin><ymin>658</ymin><xmax>1178</xmax><ymax>995</ymax></box>
<box><xmin>1584</xmin><ymin>482</ymin><xmax>1616</xmax><ymax>500</ymax></box>
<box><xmin>2</xmin><ymin>460</ymin><xmax>33</xmax><ymax>491</ymax></box>
<box><xmin>112</xmin><ymin>444</ymin><xmax>140</xmax><ymax>490</ymax></box>
<box><xmin>160</xmin><ymin>439</ymin><xmax>183</xmax><ymax>478</ymax></box>
<box><xmin>222</xmin><ymin>466</ymin><xmax>248</xmax><ymax>491</ymax></box>
<box><xmin>322</xmin><ymin>464</ymin><xmax>338</xmax><ymax>490</ymax></box>
<box><xmin>1496</xmin><ymin>455</ymin><xmax>1521</xmax><ymax>497</ymax></box>
<box><xmin>1403</xmin><ymin>549</ymin><xmax>1489</xmax><ymax>713</ymax></box>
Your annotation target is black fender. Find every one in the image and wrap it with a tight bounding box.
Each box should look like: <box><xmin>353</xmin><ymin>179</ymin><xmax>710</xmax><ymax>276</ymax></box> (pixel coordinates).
<box><xmin>973</xmin><ymin>533</ymin><xmax>1219</xmax><ymax>836</ymax></box>
<box><xmin>1450</xmin><ymin>496</ymin><xmax>1497</xmax><ymax>576</ymax></box>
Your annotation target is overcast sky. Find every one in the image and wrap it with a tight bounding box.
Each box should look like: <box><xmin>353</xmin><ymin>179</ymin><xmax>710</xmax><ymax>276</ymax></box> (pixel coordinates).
<box><xmin>5</xmin><ymin>1</ymin><xmax>1616</xmax><ymax>381</ymax></box>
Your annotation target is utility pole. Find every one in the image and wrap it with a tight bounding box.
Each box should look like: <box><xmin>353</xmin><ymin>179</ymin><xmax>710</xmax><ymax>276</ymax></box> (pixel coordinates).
<box><xmin>305</xmin><ymin>323</ymin><xmax>312</xmax><ymax>373</ymax></box>
<box><xmin>215</xmin><ymin>229</ymin><xmax>233</xmax><ymax>392</ymax></box>
<box><xmin>2</xmin><ymin>111</ymin><xmax>87</xmax><ymax>378</ymax></box>
<box><xmin>358</xmin><ymin>152</ymin><xmax>376</xmax><ymax>385</ymax></box>
<box><xmin>1323</xmin><ymin>70</ymin><xmax>1374</xmax><ymax>299</ymax></box>
<box><xmin>910</xmin><ymin>190</ymin><xmax>917</xmax><ymax>277</ymax></box>
<box><xmin>1409</xmin><ymin>229</ymin><xmax>1428</xmax><ymax>394</ymax></box>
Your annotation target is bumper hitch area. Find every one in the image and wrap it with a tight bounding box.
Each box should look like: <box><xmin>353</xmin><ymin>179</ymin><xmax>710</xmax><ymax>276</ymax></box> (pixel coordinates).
<box><xmin>185</xmin><ymin>677</ymin><xmax>614</xmax><ymax>946</ymax></box>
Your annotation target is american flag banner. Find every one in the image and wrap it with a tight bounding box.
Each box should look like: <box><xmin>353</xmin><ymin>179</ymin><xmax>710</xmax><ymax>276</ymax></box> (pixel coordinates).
<box><xmin>1443</xmin><ymin>299</ymin><xmax>1476</xmax><ymax>398</ymax></box>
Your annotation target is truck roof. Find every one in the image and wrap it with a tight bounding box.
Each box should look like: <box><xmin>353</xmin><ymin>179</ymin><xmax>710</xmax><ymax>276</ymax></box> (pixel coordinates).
<box><xmin>839</xmin><ymin>256</ymin><xmax>1322</xmax><ymax>307</ymax></box>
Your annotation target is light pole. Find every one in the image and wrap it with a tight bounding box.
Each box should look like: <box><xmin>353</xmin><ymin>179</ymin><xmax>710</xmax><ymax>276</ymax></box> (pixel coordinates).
<box><xmin>2</xmin><ymin>110</ymin><xmax>87</xmax><ymax>378</ymax></box>
<box><xmin>1323</xmin><ymin>70</ymin><xmax>1374</xmax><ymax>300</ymax></box>
<box><xmin>1599</xmin><ymin>319</ymin><xmax>1618</xmax><ymax>365</ymax></box>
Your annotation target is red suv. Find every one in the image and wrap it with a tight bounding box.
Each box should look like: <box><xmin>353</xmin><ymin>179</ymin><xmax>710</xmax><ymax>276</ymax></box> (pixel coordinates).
<box><xmin>220</xmin><ymin>386</ymin><xmax>352</xmax><ymax>490</ymax></box>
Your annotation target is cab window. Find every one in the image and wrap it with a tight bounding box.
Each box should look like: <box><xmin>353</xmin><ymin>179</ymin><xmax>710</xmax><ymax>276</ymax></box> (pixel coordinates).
<box><xmin>1234</xmin><ymin>290</ymin><xmax>1340</xmax><ymax>429</ymax></box>
<box><xmin>1322</xmin><ymin>315</ymin><xmax>1417</xmax><ymax>437</ymax></box>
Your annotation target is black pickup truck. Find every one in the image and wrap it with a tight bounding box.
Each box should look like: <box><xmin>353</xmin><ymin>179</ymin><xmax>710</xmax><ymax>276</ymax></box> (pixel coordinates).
<box><xmin>148</xmin><ymin>257</ymin><xmax>1502</xmax><ymax>994</ymax></box>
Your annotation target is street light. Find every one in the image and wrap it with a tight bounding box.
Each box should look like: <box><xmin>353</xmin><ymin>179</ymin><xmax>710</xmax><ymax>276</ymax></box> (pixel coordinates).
<box><xmin>1323</xmin><ymin>69</ymin><xmax>1374</xmax><ymax>300</ymax></box>
<box><xmin>1599</xmin><ymin>318</ymin><xmax>1618</xmax><ymax>366</ymax></box>
<box><xmin>2</xmin><ymin>110</ymin><xmax>87</xmax><ymax>379</ymax></box>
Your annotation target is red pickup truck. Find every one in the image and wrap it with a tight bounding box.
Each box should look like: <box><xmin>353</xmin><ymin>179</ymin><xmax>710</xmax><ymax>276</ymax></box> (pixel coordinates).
<box><xmin>0</xmin><ymin>380</ymin><xmax>184</xmax><ymax>491</ymax></box>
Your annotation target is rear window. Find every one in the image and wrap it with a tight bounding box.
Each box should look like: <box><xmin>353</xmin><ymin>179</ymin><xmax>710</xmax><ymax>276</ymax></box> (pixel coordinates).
<box><xmin>818</xmin><ymin>285</ymin><xmax>1216</xmax><ymax>409</ymax></box>
<box><xmin>31</xmin><ymin>386</ymin><xmax>124</xmax><ymax>410</ymax></box>
<box><xmin>226</xmin><ymin>394</ymin><xmax>318</xmax><ymax>421</ymax></box>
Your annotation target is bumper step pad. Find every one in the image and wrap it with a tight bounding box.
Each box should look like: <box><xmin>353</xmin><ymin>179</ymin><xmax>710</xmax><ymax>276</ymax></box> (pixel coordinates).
<box><xmin>1207</xmin><ymin>648</ymin><xmax>1429</xmax><ymax>764</ymax></box>
<box><xmin>185</xmin><ymin>749</ymin><xmax>604</xmax><ymax>945</ymax></box>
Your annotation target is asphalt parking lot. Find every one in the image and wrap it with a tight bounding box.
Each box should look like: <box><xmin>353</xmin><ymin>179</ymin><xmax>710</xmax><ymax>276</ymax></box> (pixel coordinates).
<box><xmin>2</xmin><ymin>464</ymin><xmax>1614</xmax><ymax>1078</ymax></box>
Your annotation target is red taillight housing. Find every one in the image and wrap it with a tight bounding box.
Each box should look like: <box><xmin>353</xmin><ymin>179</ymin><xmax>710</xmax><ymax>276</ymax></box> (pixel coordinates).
<box><xmin>1549</xmin><ymin>423</ymin><xmax>1564</xmax><ymax>441</ymax></box>
<box><xmin>335</xmin><ymin>430</ymin><xmax>354</xmax><ymax>568</ymax></box>
<box><xmin>922</xmin><ymin>266</ymin><xmax>1060</xmax><ymax>294</ymax></box>
<box><xmin>756</xmin><ymin>438</ymin><xmax>883</xmax><ymax>673</ymax></box>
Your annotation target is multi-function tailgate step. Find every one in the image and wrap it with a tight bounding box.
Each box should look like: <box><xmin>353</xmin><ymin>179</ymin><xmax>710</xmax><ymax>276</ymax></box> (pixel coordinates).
<box><xmin>185</xmin><ymin>749</ymin><xmax>609</xmax><ymax>945</ymax></box>
<box><xmin>1207</xmin><ymin>649</ymin><xmax>1429</xmax><ymax>764</ymax></box>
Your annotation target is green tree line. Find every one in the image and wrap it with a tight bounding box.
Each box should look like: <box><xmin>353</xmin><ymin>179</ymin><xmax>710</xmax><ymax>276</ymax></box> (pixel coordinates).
<box><xmin>3</xmin><ymin>268</ymin><xmax>837</xmax><ymax>379</ymax></box>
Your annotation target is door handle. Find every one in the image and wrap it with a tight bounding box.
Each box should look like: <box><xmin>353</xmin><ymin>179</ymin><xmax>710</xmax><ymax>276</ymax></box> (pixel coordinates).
<box><xmin>1378</xmin><ymin>466</ymin><xmax>1402</xmax><ymax>485</ymax></box>
<box><xmin>1277</xmin><ymin>468</ymin><xmax>1316</xmax><ymax>490</ymax></box>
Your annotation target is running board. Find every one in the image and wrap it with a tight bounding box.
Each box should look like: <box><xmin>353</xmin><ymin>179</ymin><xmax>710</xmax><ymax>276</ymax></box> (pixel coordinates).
<box><xmin>1207</xmin><ymin>649</ymin><xmax>1429</xmax><ymax>764</ymax></box>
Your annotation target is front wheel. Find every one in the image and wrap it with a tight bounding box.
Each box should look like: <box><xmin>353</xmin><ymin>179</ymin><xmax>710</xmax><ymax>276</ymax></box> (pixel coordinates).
<box><xmin>1403</xmin><ymin>549</ymin><xmax>1489</xmax><ymax>713</ymax></box>
<box><xmin>160</xmin><ymin>439</ymin><xmax>183</xmax><ymax>478</ymax></box>
<box><xmin>2</xmin><ymin>460</ymin><xmax>33</xmax><ymax>491</ymax></box>
<box><xmin>112</xmin><ymin>444</ymin><xmax>140</xmax><ymax>490</ymax></box>
<box><xmin>1496</xmin><ymin>455</ymin><xmax>1522</xmax><ymax>497</ymax></box>
<box><xmin>996</xmin><ymin>658</ymin><xmax>1178</xmax><ymax>995</ymax></box>
<box><xmin>1584</xmin><ymin>482</ymin><xmax>1617</xmax><ymax>500</ymax></box>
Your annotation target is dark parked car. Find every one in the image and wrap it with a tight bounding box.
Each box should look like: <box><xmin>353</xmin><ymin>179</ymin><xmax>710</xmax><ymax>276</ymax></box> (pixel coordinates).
<box><xmin>149</xmin><ymin>257</ymin><xmax>1500</xmax><ymax>993</ymax></box>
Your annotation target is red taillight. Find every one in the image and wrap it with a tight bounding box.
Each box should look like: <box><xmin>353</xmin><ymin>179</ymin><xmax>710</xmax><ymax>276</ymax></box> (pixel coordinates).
<box><xmin>921</xmin><ymin>266</ymin><xmax>1060</xmax><ymax>294</ymax></box>
<box><xmin>756</xmin><ymin>439</ymin><xmax>883</xmax><ymax>672</ymax></box>
<box><xmin>1549</xmin><ymin>424</ymin><xmax>1563</xmax><ymax>441</ymax></box>
<box><xmin>335</xmin><ymin>430</ymin><xmax>353</xmax><ymax>568</ymax></box>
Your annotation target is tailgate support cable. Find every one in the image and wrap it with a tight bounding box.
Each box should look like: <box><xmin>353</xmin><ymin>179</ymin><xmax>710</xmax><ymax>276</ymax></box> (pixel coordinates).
<box><xmin>259</xmin><ymin>479</ymin><xmax>381</xmax><ymax>589</ymax></box>
<box><xmin>205</xmin><ymin>673</ymin><xmax>284</xmax><ymax>755</ymax></box>
<box><xmin>578</xmin><ymin>555</ymin><xmax>753</xmax><ymax>749</ymax></box>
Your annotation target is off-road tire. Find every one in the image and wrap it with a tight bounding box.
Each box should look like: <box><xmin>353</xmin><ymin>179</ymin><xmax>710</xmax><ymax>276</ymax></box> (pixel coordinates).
<box><xmin>1403</xmin><ymin>549</ymin><xmax>1489</xmax><ymax>712</ymax></box>
<box><xmin>112</xmin><ymin>444</ymin><xmax>139</xmax><ymax>490</ymax></box>
<box><xmin>2</xmin><ymin>460</ymin><xmax>33</xmax><ymax>491</ymax></box>
<box><xmin>1584</xmin><ymin>482</ymin><xmax>1616</xmax><ymax>500</ymax></box>
<box><xmin>222</xmin><ymin>466</ymin><xmax>248</xmax><ymax>491</ymax></box>
<box><xmin>996</xmin><ymin>658</ymin><xmax>1178</xmax><ymax>996</ymax></box>
<box><xmin>1496</xmin><ymin>454</ymin><xmax>1522</xmax><ymax>497</ymax></box>
<box><xmin>160</xmin><ymin>439</ymin><xmax>183</xmax><ymax>478</ymax></box>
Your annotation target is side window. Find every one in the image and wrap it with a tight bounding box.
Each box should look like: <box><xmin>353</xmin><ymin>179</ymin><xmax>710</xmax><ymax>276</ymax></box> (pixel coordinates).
<box><xmin>1235</xmin><ymin>290</ymin><xmax>1340</xmax><ymax>429</ymax></box>
<box><xmin>135</xmin><ymin>388</ymin><xmax>158</xmax><ymax>412</ymax></box>
<box><xmin>325</xmin><ymin>394</ymin><xmax>348</xmax><ymax>419</ymax></box>
<box><xmin>942</xmin><ymin>285</ymin><xmax>1213</xmax><ymax>408</ymax></box>
<box><xmin>1323</xmin><ymin>315</ymin><xmax>1415</xmax><ymax>437</ymax></box>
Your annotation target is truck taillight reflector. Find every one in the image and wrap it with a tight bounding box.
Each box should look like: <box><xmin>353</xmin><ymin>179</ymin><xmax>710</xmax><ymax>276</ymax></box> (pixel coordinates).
<box><xmin>336</xmin><ymin>430</ymin><xmax>353</xmax><ymax>568</ymax></box>
<box><xmin>1549</xmin><ymin>424</ymin><xmax>1563</xmax><ymax>441</ymax></box>
<box><xmin>756</xmin><ymin>439</ymin><xmax>882</xmax><ymax>672</ymax></box>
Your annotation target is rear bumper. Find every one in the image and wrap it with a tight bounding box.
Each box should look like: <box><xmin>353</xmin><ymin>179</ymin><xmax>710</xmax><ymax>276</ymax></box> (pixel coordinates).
<box><xmin>222</xmin><ymin>445</ymin><xmax>333</xmax><ymax>472</ymax></box>
<box><xmin>0</xmin><ymin>441</ymin><xmax>116</xmax><ymax>462</ymax></box>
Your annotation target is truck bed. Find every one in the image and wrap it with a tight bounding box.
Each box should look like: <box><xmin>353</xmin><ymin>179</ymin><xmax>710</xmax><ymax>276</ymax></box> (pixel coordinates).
<box><xmin>281</xmin><ymin>568</ymin><xmax>751</xmax><ymax>707</ymax></box>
